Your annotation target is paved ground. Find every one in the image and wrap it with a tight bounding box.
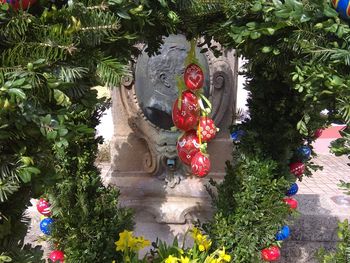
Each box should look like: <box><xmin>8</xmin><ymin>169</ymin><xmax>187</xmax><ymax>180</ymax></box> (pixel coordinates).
<box><xmin>299</xmin><ymin>154</ymin><xmax>349</xmax><ymax>195</ymax></box>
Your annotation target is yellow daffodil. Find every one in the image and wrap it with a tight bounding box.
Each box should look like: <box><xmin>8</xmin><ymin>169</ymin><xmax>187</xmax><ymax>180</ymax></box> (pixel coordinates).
<box><xmin>218</xmin><ymin>248</ymin><xmax>231</xmax><ymax>262</ymax></box>
<box><xmin>198</xmin><ymin>236</ymin><xmax>212</xmax><ymax>252</ymax></box>
<box><xmin>190</xmin><ymin>227</ymin><xmax>212</xmax><ymax>251</ymax></box>
<box><xmin>115</xmin><ymin>230</ymin><xmax>134</xmax><ymax>252</ymax></box>
<box><xmin>133</xmin><ymin>236</ymin><xmax>151</xmax><ymax>251</ymax></box>
<box><xmin>180</xmin><ymin>256</ymin><xmax>190</xmax><ymax>263</ymax></box>
<box><xmin>191</xmin><ymin>227</ymin><xmax>201</xmax><ymax>239</ymax></box>
<box><xmin>115</xmin><ymin>230</ymin><xmax>151</xmax><ymax>253</ymax></box>
<box><xmin>165</xmin><ymin>255</ymin><xmax>179</xmax><ymax>263</ymax></box>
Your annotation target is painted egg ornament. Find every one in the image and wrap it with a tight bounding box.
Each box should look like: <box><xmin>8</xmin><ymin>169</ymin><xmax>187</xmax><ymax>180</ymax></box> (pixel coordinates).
<box><xmin>172</xmin><ymin>90</ymin><xmax>200</xmax><ymax>131</ymax></box>
<box><xmin>184</xmin><ymin>63</ymin><xmax>204</xmax><ymax>91</ymax></box>
<box><xmin>191</xmin><ymin>152</ymin><xmax>211</xmax><ymax>177</ymax></box>
<box><xmin>275</xmin><ymin>225</ymin><xmax>290</xmax><ymax>241</ymax></box>
<box><xmin>40</xmin><ymin>217</ymin><xmax>54</xmax><ymax>235</ymax></box>
<box><xmin>261</xmin><ymin>246</ymin><xmax>281</xmax><ymax>261</ymax></box>
<box><xmin>198</xmin><ymin>116</ymin><xmax>217</xmax><ymax>142</ymax></box>
<box><xmin>49</xmin><ymin>250</ymin><xmax>64</xmax><ymax>263</ymax></box>
<box><xmin>283</xmin><ymin>197</ymin><xmax>298</xmax><ymax>210</ymax></box>
<box><xmin>36</xmin><ymin>198</ymin><xmax>51</xmax><ymax>216</ymax></box>
<box><xmin>230</xmin><ymin>130</ymin><xmax>245</xmax><ymax>142</ymax></box>
<box><xmin>331</xmin><ymin>0</ymin><xmax>350</xmax><ymax>20</ymax></box>
<box><xmin>289</xmin><ymin>162</ymin><xmax>305</xmax><ymax>177</ymax></box>
<box><xmin>177</xmin><ymin>130</ymin><xmax>200</xmax><ymax>165</ymax></box>
<box><xmin>0</xmin><ymin>0</ymin><xmax>36</xmax><ymax>10</ymax></box>
<box><xmin>286</xmin><ymin>183</ymin><xmax>299</xmax><ymax>196</ymax></box>
<box><xmin>297</xmin><ymin>145</ymin><xmax>311</xmax><ymax>160</ymax></box>
<box><xmin>313</xmin><ymin>128</ymin><xmax>323</xmax><ymax>139</ymax></box>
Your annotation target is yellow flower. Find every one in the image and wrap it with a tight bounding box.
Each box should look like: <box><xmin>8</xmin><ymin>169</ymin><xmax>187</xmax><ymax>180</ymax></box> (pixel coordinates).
<box><xmin>205</xmin><ymin>257</ymin><xmax>219</xmax><ymax>263</ymax></box>
<box><xmin>115</xmin><ymin>230</ymin><xmax>134</xmax><ymax>252</ymax></box>
<box><xmin>165</xmin><ymin>255</ymin><xmax>179</xmax><ymax>263</ymax></box>
<box><xmin>115</xmin><ymin>230</ymin><xmax>151</xmax><ymax>253</ymax></box>
<box><xmin>218</xmin><ymin>248</ymin><xmax>231</xmax><ymax>262</ymax></box>
<box><xmin>133</xmin><ymin>236</ymin><xmax>151</xmax><ymax>251</ymax></box>
<box><xmin>190</xmin><ymin>227</ymin><xmax>212</xmax><ymax>251</ymax></box>
<box><xmin>180</xmin><ymin>256</ymin><xmax>190</xmax><ymax>263</ymax></box>
<box><xmin>198</xmin><ymin>236</ymin><xmax>212</xmax><ymax>252</ymax></box>
<box><xmin>191</xmin><ymin>227</ymin><xmax>201</xmax><ymax>239</ymax></box>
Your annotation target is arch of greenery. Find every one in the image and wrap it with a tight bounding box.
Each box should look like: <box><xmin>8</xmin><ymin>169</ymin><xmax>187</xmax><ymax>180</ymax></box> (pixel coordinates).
<box><xmin>0</xmin><ymin>0</ymin><xmax>349</xmax><ymax>262</ymax></box>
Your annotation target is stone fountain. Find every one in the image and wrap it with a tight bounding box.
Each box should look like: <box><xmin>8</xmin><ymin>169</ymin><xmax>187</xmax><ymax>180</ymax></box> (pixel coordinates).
<box><xmin>105</xmin><ymin>34</ymin><xmax>238</xmax><ymax>242</ymax></box>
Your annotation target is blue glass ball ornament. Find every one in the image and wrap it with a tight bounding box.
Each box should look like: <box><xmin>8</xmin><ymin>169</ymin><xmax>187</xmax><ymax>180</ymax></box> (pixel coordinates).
<box><xmin>286</xmin><ymin>183</ymin><xmax>299</xmax><ymax>196</ymax></box>
<box><xmin>275</xmin><ymin>225</ymin><xmax>290</xmax><ymax>241</ymax></box>
<box><xmin>40</xmin><ymin>217</ymin><xmax>54</xmax><ymax>235</ymax></box>
<box><xmin>297</xmin><ymin>145</ymin><xmax>311</xmax><ymax>159</ymax></box>
<box><xmin>230</xmin><ymin>130</ymin><xmax>245</xmax><ymax>142</ymax></box>
<box><xmin>332</xmin><ymin>0</ymin><xmax>350</xmax><ymax>20</ymax></box>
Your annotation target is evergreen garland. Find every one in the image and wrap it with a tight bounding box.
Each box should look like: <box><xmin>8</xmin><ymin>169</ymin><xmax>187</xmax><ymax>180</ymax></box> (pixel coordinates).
<box><xmin>0</xmin><ymin>0</ymin><xmax>349</xmax><ymax>262</ymax></box>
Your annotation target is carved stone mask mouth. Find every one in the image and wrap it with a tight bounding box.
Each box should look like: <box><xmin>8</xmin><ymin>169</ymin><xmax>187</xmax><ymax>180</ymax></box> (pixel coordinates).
<box><xmin>145</xmin><ymin>106</ymin><xmax>173</xmax><ymax>130</ymax></box>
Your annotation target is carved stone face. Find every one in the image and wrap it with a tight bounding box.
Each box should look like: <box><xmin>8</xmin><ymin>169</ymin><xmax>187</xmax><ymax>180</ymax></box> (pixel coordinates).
<box><xmin>135</xmin><ymin>35</ymin><xmax>210</xmax><ymax>130</ymax></box>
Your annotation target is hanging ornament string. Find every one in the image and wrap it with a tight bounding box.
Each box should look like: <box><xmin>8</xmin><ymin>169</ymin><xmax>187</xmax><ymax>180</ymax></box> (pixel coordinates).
<box><xmin>176</xmin><ymin>76</ymin><xmax>186</xmax><ymax>110</ymax></box>
<box><xmin>197</xmin><ymin>93</ymin><xmax>212</xmax><ymax>116</ymax></box>
<box><xmin>172</xmin><ymin>37</ymin><xmax>216</xmax><ymax>178</ymax></box>
<box><xmin>185</xmin><ymin>39</ymin><xmax>200</xmax><ymax>66</ymax></box>
<box><xmin>197</xmin><ymin>121</ymin><xmax>202</xmax><ymax>149</ymax></box>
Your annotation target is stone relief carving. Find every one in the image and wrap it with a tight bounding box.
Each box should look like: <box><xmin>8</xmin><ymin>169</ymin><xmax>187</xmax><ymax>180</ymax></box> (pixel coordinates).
<box><xmin>112</xmin><ymin>34</ymin><xmax>237</xmax><ymax>189</ymax></box>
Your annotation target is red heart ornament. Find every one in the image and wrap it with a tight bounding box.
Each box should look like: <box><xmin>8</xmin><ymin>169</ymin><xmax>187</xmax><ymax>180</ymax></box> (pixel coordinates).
<box><xmin>191</xmin><ymin>152</ymin><xmax>211</xmax><ymax>177</ymax></box>
<box><xmin>177</xmin><ymin>130</ymin><xmax>200</xmax><ymax>165</ymax></box>
<box><xmin>36</xmin><ymin>198</ymin><xmax>51</xmax><ymax>216</ymax></box>
<box><xmin>261</xmin><ymin>246</ymin><xmax>281</xmax><ymax>261</ymax></box>
<box><xmin>289</xmin><ymin>162</ymin><xmax>305</xmax><ymax>177</ymax></box>
<box><xmin>198</xmin><ymin>116</ymin><xmax>217</xmax><ymax>142</ymax></box>
<box><xmin>172</xmin><ymin>90</ymin><xmax>200</xmax><ymax>131</ymax></box>
<box><xmin>184</xmin><ymin>63</ymin><xmax>204</xmax><ymax>91</ymax></box>
<box><xmin>283</xmin><ymin>197</ymin><xmax>298</xmax><ymax>210</ymax></box>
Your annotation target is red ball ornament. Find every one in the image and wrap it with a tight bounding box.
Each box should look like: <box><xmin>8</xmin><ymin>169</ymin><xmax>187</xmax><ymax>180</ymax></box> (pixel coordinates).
<box><xmin>261</xmin><ymin>246</ymin><xmax>281</xmax><ymax>261</ymax></box>
<box><xmin>314</xmin><ymin>128</ymin><xmax>323</xmax><ymax>139</ymax></box>
<box><xmin>172</xmin><ymin>90</ymin><xmax>200</xmax><ymax>131</ymax></box>
<box><xmin>191</xmin><ymin>152</ymin><xmax>211</xmax><ymax>177</ymax></box>
<box><xmin>36</xmin><ymin>198</ymin><xmax>51</xmax><ymax>216</ymax></box>
<box><xmin>0</xmin><ymin>0</ymin><xmax>36</xmax><ymax>10</ymax></box>
<box><xmin>184</xmin><ymin>63</ymin><xmax>204</xmax><ymax>91</ymax></box>
<box><xmin>283</xmin><ymin>197</ymin><xmax>298</xmax><ymax>210</ymax></box>
<box><xmin>177</xmin><ymin>130</ymin><xmax>200</xmax><ymax>165</ymax></box>
<box><xmin>49</xmin><ymin>250</ymin><xmax>64</xmax><ymax>263</ymax></box>
<box><xmin>289</xmin><ymin>162</ymin><xmax>305</xmax><ymax>177</ymax></box>
<box><xmin>198</xmin><ymin>116</ymin><xmax>217</xmax><ymax>142</ymax></box>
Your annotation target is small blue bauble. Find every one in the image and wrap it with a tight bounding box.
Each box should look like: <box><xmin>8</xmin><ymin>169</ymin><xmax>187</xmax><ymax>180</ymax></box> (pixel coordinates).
<box><xmin>230</xmin><ymin>130</ymin><xmax>245</xmax><ymax>142</ymax></box>
<box><xmin>40</xmin><ymin>217</ymin><xmax>54</xmax><ymax>235</ymax></box>
<box><xmin>297</xmin><ymin>145</ymin><xmax>311</xmax><ymax>159</ymax></box>
<box><xmin>276</xmin><ymin>225</ymin><xmax>290</xmax><ymax>241</ymax></box>
<box><xmin>286</xmin><ymin>183</ymin><xmax>299</xmax><ymax>196</ymax></box>
<box><xmin>332</xmin><ymin>0</ymin><xmax>350</xmax><ymax>20</ymax></box>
